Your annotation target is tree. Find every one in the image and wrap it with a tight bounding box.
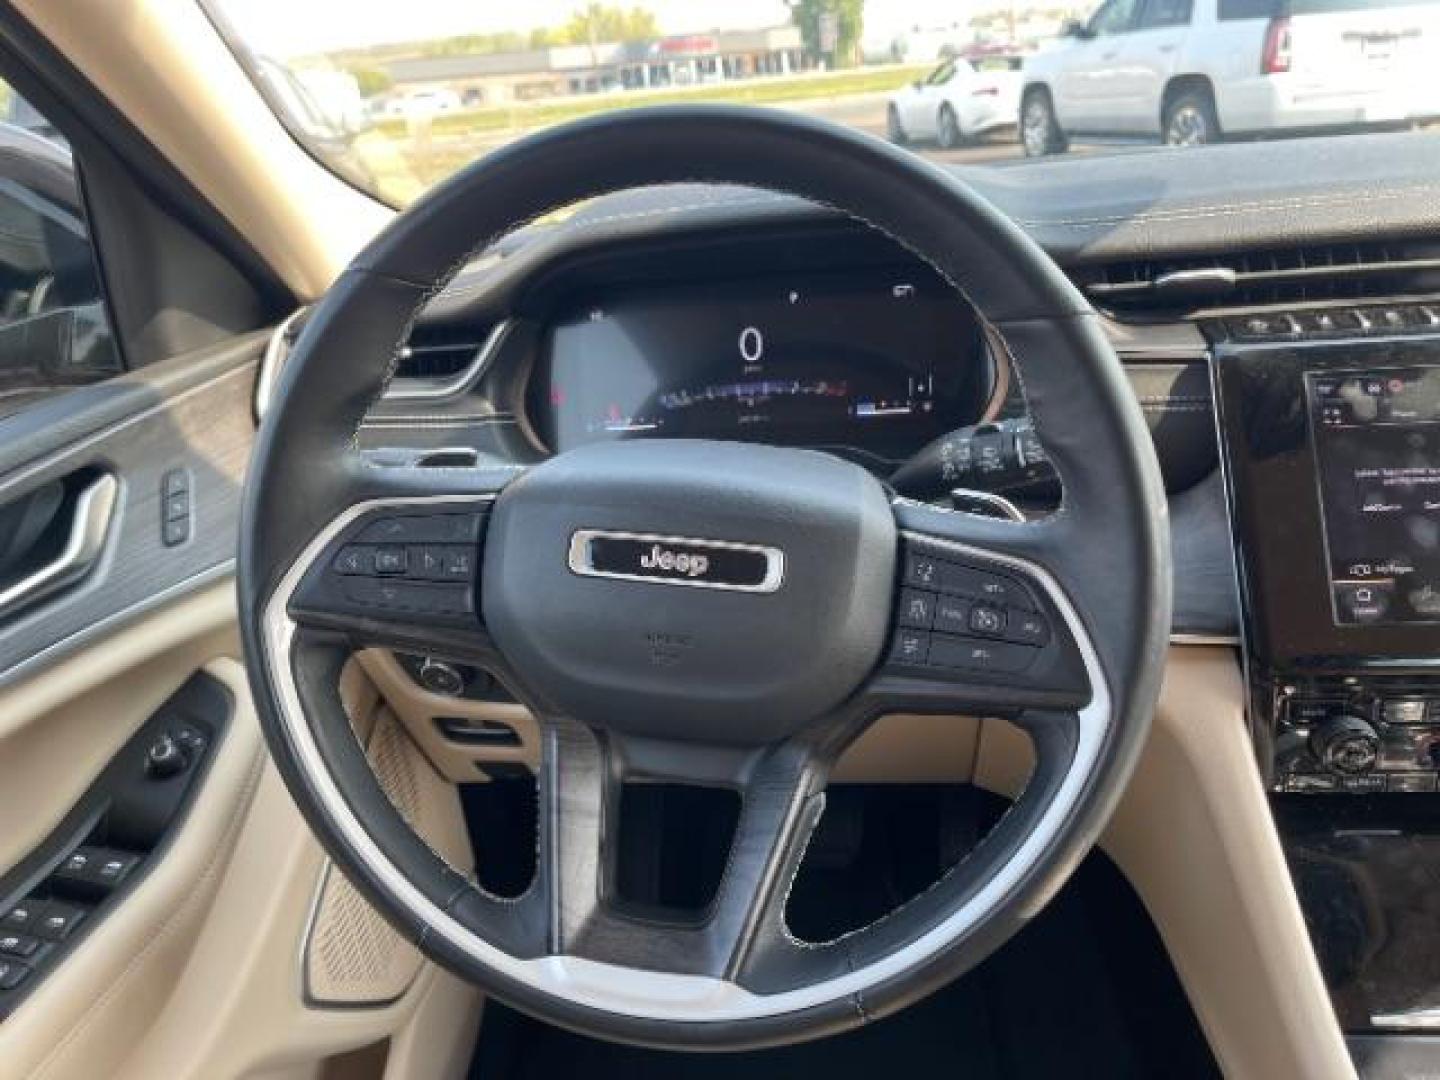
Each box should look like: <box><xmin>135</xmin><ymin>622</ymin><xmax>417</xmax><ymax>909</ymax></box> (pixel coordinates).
<box><xmin>561</xmin><ymin>4</ymin><xmax>660</xmax><ymax>48</ymax></box>
<box><xmin>786</xmin><ymin>0</ymin><xmax>865</xmax><ymax>67</ymax></box>
<box><xmin>349</xmin><ymin>67</ymin><xmax>392</xmax><ymax>97</ymax></box>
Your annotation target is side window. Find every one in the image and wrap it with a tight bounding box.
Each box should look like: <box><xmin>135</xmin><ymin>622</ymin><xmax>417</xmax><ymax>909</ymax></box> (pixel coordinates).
<box><xmin>0</xmin><ymin>81</ymin><xmax>118</xmax><ymax>421</ymax></box>
<box><xmin>1137</xmin><ymin>0</ymin><xmax>1195</xmax><ymax>27</ymax></box>
<box><xmin>1218</xmin><ymin>0</ymin><xmax>1280</xmax><ymax>17</ymax></box>
<box><xmin>1090</xmin><ymin>0</ymin><xmax>1143</xmax><ymax>35</ymax></box>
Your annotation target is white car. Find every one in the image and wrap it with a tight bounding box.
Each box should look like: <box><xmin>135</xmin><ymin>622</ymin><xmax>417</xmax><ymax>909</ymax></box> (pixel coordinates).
<box><xmin>1020</xmin><ymin>0</ymin><xmax>1440</xmax><ymax>155</ymax></box>
<box><xmin>384</xmin><ymin>88</ymin><xmax>463</xmax><ymax>118</ymax></box>
<box><xmin>887</xmin><ymin>57</ymin><xmax>1024</xmax><ymax>148</ymax></box>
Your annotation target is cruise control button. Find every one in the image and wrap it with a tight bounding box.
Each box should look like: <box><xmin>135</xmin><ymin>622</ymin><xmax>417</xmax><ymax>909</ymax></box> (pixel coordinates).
<box><xmin>897</xmin><ymin>589</ymin><xmax>936</xmax><ymax>630</ymax></box>
<box><xmin>968</xmin><ymin>604</ymin><xmax>1005</xmax><ymax>636</ymax></box>
<box><xmin>890</xmin><ymin>628</ymin><xmax>931</xmax><ymax>666</ymax></box>
<box><xmin>1004</xmin><ymin>611</ymin><xmax>1051</xmax><ymax>647</ymax></box>
<box><xmin>938</xmin><ymin>563</ymin><xmax>1036</xmax><ymax>611</ymax></box>
<box><xmin>932</xmin><ymin>595</ymin><xmax>972</xmax><ymax>635</ymax></box>
<box><xmin>357</xmin><ymin>513</ymin><xmax>484</xmax><ymax>545</ymax></box>
<box><xmin>929</xmin><ymin>635</ymin><xmax>1037</xmax><ymax>674</ymax></box>
<box><xmin>904</xmin><ymin>555</ymin><xmax>942</xmax><ymax>590</ymax></box>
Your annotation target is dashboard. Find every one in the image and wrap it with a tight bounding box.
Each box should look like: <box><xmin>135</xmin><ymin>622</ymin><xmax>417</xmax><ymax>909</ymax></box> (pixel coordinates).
<box><xmin>525</xmin><ymin>266</ymin><xmax>994</xmax><ymax>462</ymax></box>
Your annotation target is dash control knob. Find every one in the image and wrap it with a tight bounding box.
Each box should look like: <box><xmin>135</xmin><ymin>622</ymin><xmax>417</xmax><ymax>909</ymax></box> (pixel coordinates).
<box><xmin>1309</xmin><ymin>715</ymin><xmax>1380</xmax><ymax>775</ymax></box>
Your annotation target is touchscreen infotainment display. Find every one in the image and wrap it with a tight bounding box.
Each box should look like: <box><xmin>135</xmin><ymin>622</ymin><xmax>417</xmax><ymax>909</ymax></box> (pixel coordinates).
<box><xmin>1307</xmin><ymin>365</ymin><xmax>1440</xmax><ymax>626</ymax></box>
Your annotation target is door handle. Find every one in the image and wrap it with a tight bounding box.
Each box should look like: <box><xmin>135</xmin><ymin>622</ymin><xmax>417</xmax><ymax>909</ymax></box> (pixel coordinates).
<box><xmin>0</xmin><ymin>473</ymin><xmax>117</xmax><ymax>619</ymax></box>
<box><xmin>1102</xmin><ymin>50</ymin><xmax>1119</xmax><ymax>59</ymax></box>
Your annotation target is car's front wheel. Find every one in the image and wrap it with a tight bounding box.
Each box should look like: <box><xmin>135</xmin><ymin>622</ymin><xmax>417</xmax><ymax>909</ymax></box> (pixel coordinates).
<box><xmin>1163</xmin><ymin>89</ymin><xmax>1220</xmax><ymax>147</ymax></box>
<box><xmin>937</xmin><ymin>104</ymin><xmax>964</xmax><ymax>149</ymax></box>
<box><xmin>886</xmin><ymin>104</ymin><xmax>909</xmax><ymax>146</ymax></box>
<box><xmin>1021</xmin><ymin>88</ymin><xmax>1067</xmax><ymax>157</ymax></box>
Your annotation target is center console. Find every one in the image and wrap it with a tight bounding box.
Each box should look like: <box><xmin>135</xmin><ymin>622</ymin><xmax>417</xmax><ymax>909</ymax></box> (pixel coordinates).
<box><xmin>1214</xmin><ymin>309</ymin><xmax>1440</xmax><ymax>795</ymax></box>
<box><xmin>1215</xmin><ymin>304</ymin><xmax>1440</xmax><ymax>1042</ymax></box>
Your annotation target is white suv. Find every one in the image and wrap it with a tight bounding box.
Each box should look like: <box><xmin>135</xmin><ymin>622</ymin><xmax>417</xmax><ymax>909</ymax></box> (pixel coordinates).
<box><xmin>1019</xmin><ymin>0</ymin><xmax>1440</xmax><ymax>155</ymax></box>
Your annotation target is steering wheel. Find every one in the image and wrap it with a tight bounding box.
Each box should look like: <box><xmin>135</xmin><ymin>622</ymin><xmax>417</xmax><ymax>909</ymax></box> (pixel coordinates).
<box><xmin>238</xmin><ymin>107</ymin><xmax>1170</xmax><ymax>1050</ymax></box>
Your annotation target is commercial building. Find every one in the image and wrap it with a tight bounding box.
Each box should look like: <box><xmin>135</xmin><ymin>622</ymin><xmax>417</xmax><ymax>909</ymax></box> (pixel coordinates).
<box><xmin>384</xmin><ymin>26</ymin><xmax>811</xmax><ymax>106</ymax></box>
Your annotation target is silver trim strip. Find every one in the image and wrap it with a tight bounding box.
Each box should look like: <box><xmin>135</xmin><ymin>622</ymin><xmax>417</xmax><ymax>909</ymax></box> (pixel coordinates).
<box><xmin>0</xmin><ymin>473</ymin><xmax>117</xmax><ymax>620</ymax></box>
<box><xmin>1169</xmin><ymin>632</ymin><xmax>1241</xmax><ymax>647</ymax></box>
<box><xmin>253</xmin><ymin>308</ymin><xmax>305</xmax><ymax>421</ymax></box>
<box><xmin>261</xmin><ymin>494</ymin><xmax>1112</xmax><ymax>1023</ymax></box>
<box><xmin>566</xmin><ymin>529</ymin><xmax>785</xmax><ymax>594</ymax></box>
<box><xmin>1372</xmin><ymin>1010</ymin><xmax>1440</xmax><ymax>1030</ymax></box>
<box><xmin>948</xmin><ymin>489</ymin><xmax>1026</xmax><ymax>523</ymax></box>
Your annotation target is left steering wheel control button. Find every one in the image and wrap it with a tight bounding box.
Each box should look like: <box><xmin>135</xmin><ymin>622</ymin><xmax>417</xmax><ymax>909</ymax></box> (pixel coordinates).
<box><xmin>343</xmin><ymin>577</ymin><xmax>475</xmax><ymax>617</ymax></box>
<box><xmin>357</xmin><ymin>512</ymin><xmax>484</xmax><ymax>545</ymax></box>
<box><xmin>333</xmin><ymin>546</ymin><xmax>373</xmax><ymax>575</ymax></box>
<box><xmin>373</xmin><ymin>546</ymin><xmax>408</xmax><ymax>575</ymax></box>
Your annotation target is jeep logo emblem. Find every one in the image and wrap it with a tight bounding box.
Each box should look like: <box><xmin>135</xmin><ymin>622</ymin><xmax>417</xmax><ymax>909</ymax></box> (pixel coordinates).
<box><xmin>639</xmin><ymin>544</ymin><xmax>710</xmax><ymax>578</ymax></box>
<box><xmin>567</xmin><ymin>530</ymin><xmax>784</xmax><ymax>593</ymax></box>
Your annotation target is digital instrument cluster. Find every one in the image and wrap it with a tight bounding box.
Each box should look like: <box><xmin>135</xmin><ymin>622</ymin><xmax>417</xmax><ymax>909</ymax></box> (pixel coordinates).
<box><xmin>526</xmin><ymin>269</ymin><xmax>991</xmax><ymax>460</ymax></box>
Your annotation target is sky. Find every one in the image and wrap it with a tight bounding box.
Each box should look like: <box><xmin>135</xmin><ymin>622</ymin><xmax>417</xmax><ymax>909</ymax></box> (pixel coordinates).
<box><xmin>213</xmin><ymin>0</ymin><xmax>984</xmax><ymax>58</ymax></box>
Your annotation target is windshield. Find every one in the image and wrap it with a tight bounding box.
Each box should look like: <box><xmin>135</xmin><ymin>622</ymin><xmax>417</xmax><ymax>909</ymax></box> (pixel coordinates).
<box><xmin>204</xmin><ymin>0</ymin><xmax>1440</xmax><ymax>207</ymax></box>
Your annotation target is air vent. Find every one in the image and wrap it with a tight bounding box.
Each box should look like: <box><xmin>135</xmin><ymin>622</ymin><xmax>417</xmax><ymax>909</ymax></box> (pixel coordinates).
<box><xmin>395</xmin><ymin>337</ymin><xmax>484</xmax><ymax>381</ymax></box>
<box><xmin>1074</xmin><ymin>241</ymin><xmax>1440</xmax><ymax>319</ymax></box>
<box><xmin>255</xmin><ymin>311</ymin><xmax>505</xmax><ymax>418</ymax></box>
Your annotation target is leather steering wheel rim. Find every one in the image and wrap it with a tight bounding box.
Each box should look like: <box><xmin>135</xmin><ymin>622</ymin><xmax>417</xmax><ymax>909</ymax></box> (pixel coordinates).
<box><xmin>238</xmin><ymin>106</ymin><xmax>1171</xmax><ymax>1050</ymax></box>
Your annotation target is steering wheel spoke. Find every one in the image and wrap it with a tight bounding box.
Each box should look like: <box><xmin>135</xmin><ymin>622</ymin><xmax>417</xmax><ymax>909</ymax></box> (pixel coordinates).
<box><xmin>534</xmin><ymin>720</ymin><xmax>827</xmax><ymax>983</ymax></box>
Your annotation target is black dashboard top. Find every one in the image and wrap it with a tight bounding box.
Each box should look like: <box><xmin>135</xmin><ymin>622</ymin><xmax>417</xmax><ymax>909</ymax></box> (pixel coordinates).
<box><xmin>416</xmin><ymin>131</ymin><xmax>1440</xmax><ymax>334</ymax></box>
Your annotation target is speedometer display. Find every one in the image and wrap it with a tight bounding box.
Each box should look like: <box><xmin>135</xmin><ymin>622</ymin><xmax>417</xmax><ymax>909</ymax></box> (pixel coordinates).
<box><xmin>528</xmin><ymin>269</ymin><xmax>989</xmax><ymax>460</ymax></box>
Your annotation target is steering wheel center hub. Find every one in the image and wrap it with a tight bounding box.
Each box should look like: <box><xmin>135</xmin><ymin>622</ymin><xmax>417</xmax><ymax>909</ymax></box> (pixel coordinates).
<box><xmin>481</xmin><ymin>440</ymin><xmax>896</xmax><ymax>743</ymax></box>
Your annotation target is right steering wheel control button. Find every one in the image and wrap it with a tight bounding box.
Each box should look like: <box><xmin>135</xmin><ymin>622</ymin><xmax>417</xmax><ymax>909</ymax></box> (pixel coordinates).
<box><xmin>1003</xmin><ymin>611</ymin><xmax>1051</xmax><ymax>646</ymax></box>
<box><xmin>891</xmin><ymin>628</ymin><xmax>931</xmax><ymax>665</ymax></box>
<box><xmin>968</xmin><ymin>604</ymin><xmax>1006</xmax><ymax>636</ymax></box>
<box><xmin>898</xmin><ymin>589</ymin><xmax>936</xmax><ymax>629</ymax></box>
<box><xmin>930</xmin><ymin>635</ymin><xmax>1038</xmax><ymax>674</ymax></box>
